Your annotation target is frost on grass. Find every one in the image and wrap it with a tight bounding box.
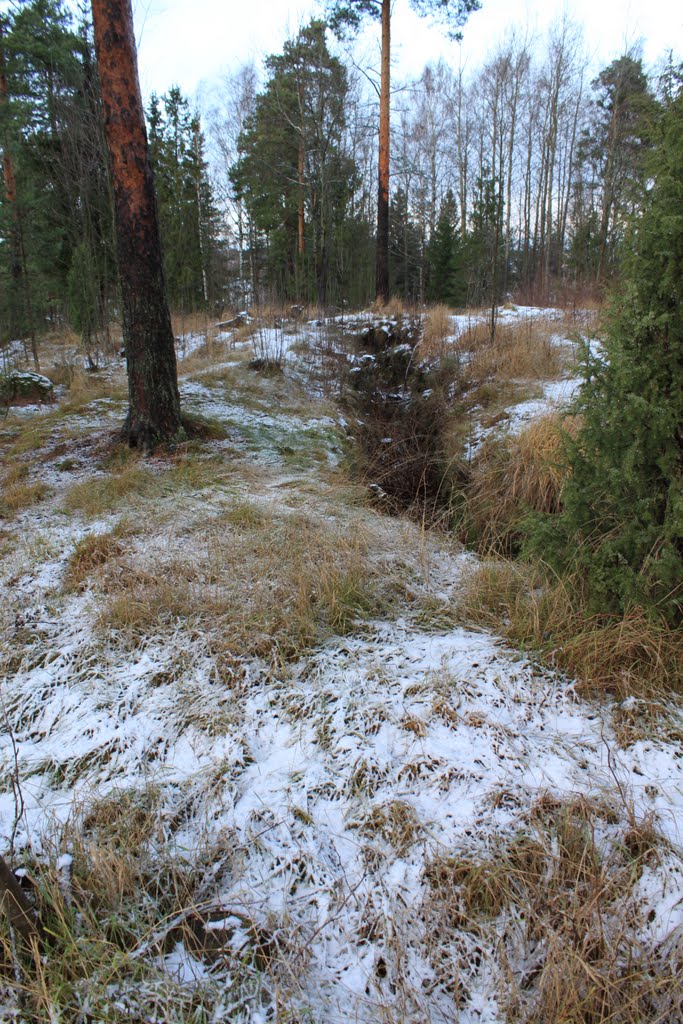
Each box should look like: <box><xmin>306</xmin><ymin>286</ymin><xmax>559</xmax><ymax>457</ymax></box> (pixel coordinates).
<box><xmin>0</xmin><ymin>315</ymin><xmax>681</xmax><ymax>1023</ymax></box>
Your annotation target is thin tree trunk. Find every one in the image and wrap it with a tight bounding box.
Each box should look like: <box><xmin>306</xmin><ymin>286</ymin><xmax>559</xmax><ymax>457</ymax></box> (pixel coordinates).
<box><xmin>522</xmin><ymin>117</ymin><xmax>533</xmax><ymax>286</ymax></box>
<box><xmin>91</xmin><ymin>0</ymin><xmax>182</xmax><ymax>450</ymax></box>
<box><xmin>456</xmin><ymin>67</ymin><xmax>468</xmax><ymax>239</ymax></box>
<box><xmin>375</xmin><ymin>0</ymin><xmax>390</xmax><ymax>304</ymax></box>
<box><xmin>193</xmin><ymin>121</ymin><xmax>209</xmax><ymax>305</ymax></box>
<box><xmin>557</xmin><ymin>85</ymin><xmax>582</xmax><ymax>273</ymax></box>
<box><xmin>503</xmin><ymin>53</ymin><xmax>524</xmax><ymax>295</ymax></box>
<box><xmin>298</xmin><ymin>137</ymin><xmax>306</xmax><ymax>258</ymax></box>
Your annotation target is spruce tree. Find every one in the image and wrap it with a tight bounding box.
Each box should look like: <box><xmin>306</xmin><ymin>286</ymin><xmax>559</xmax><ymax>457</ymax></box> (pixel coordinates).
<box><xmin>426</xmin><ymin>190</ymin><xmax>465</xmax><ymax>306</ymax></box>
<box><xmin>536</xmin><ymin>80</ymin><xmax>683</xmax><ymax>623</ymax></box>
<box><xmin>147</xmin><ymin>88</ymin><xmax>218</xmax><ymax>311</ymax></box>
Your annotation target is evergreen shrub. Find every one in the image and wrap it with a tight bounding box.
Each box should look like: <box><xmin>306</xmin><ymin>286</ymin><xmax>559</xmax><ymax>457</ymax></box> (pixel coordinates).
<box><xmin>527</xmin><ymin>86</ymin><xmax>683</xmax><ymax>624</ymax></box>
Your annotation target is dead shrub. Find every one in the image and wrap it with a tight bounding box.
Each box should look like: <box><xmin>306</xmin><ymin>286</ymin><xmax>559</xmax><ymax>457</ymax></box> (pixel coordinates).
<box><xmin>347</xmin><ymin>327</ymin><xmax>467</xmax><ymax>521</ymax></box>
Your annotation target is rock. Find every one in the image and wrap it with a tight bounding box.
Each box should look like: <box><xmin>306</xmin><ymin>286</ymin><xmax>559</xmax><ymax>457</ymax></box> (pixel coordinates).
<box><xmin>1</xmin><ymin>370</ymin><xmax>55</xmax><ymax>405</ymax></box>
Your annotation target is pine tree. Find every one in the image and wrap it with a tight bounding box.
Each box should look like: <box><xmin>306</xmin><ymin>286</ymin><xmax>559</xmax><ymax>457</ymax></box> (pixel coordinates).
<box><xmin>91</xmin><ymin>0</ymin><xmax>182</xmax><ymax>450</ymax></box>
<box><xmin>574</xmin><ymin>53</ymin><xmax>657</xmax><ymax>285</ymax></box>
<box><xmin>232</xmin><ymin>21</ymin><xmax>356</xmax><ymax>304</ymax></box>
<box><xmin>534</xmin><ymin>79</ymin><xmax>683</xmax><ymax>623</ymax></box>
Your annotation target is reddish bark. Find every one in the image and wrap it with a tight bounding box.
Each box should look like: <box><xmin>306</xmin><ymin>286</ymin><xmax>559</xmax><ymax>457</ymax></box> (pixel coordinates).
<box><xmin>0</xmin><ymin>23</ymin><xmax>17</xmax><ymax>206</ymax></box>
<box><xmin>91</xmin><ymin>0</ymin><xmax>182</xmax><ymax>450</ymax></box>
<box><xmin>375</xmin><ymin>0</ymin><xmax>390</xmax><ymax>304</ymax></box>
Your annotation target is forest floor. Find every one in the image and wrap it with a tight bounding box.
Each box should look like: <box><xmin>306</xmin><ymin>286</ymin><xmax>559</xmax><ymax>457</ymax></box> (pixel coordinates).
<box><xmin>0</xmin><ymin>307</ymin><xmax>682</xmax><ymax>1023</ymax></box>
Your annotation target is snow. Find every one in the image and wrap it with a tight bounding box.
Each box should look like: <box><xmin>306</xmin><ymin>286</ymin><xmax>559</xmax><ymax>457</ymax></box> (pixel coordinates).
<box><xmin>495</xmin><ymin>376</ymin><xmax>579</xmax><ymax>432</ymax></box>
<box><xmin>0</xmin><ymin>307</ymin><xmax>681</xmax><ymax>1022</ymax></box>
<box><xmin>176</xmin><ymin>331</ymin><xmax>212</xmax><ymax>359</ymax></box>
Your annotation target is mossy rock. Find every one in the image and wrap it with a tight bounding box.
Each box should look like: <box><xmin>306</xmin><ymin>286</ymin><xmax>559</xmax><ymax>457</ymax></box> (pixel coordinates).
<box><xmin>0</xmin><ymin>370</ymin><xmax>55</xmax><ymax>405</ymax></box>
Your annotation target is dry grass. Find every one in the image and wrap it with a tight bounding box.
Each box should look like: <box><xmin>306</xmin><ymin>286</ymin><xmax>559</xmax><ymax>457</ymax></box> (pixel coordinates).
<box><xmin>418</xmin><ymin>305</ymin><xmax>454</xmax><ymax>362</ymax></box>
<box><xmin>0</xmin><ymin>463</ymin><xmax>51</xmax><ymax>519</ymax></box>
<box><xmin>172</xmin><ymin>309</ymin><xmax>214</xmax><ymax>341</ymax></box>
<box><xmin>455</xmin><ymin>560</ymin><xmax>683</xmax><ymax>700</ymax></box>
<box><xmin>62</xmin><ymin>463</ymin><xmax>160</xmax><ymax>518</ymax></box>
<box><xmin>461</xmin><ymin>413</ymin><xmax>581</xmax><ymax>554</ymax></box>
<box><xmin>177</xmin><ymin>338</ymin><xmax>246</xmax><ymax>375</ymax></box>
<box><xmin>48</xmin><ymin>361</ymin><xmax>126</xmax><ymax>413</ymax></box>
<box><xmin>63</xmin><ymin>524</ymin><xmax>133</xmax><ymax>592</ymax></box>
<box><xmin>2</xmin><ymin>416</ymin><xmax>55</xmax><ymax>458</ymax></box>
<box><xmin>424</xmin><ymin>795</ymin><xmax>682</xmax><ymax>1023</ymax></box>
<box><xmin>462</xmin><ymin>317</ymin><xmax>570</xmax><ymax>381</ymax></box>
<box><xmin>367</xmin><ymin>296</ymin><xmax>414</xmax><ymax>321</ymax></box>
<box><xmin>62</xmin><ymin>450</ymin><xmax>230</xmax><ymax>519</ymax></box>
<box><xmin>349</xmin><ymin>799</ymin><xmax>423</xmax><ymax>857</ymax></box>
<box><xmin>94</xmin><ymin>508</ymin><xmax>400</xmax><ymax>659</ymax></box>
<box><xmin>0</xmin><ymin>793</ymin><xmax>268</xmax><ymax>1023</ymax></box>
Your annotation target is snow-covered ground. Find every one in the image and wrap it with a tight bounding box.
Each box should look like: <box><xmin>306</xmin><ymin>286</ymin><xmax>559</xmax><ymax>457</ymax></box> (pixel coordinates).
<box><xmin>0</xmin><ymin>310</ymin><xmax>681</xmax><ymax>1022</ymax></box>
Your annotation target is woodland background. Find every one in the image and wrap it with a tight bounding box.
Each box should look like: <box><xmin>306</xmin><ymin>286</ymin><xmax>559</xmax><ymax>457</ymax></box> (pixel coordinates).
<box><xmin>0</xmin><ymin>0</ymin><xmax>672</xmax><ymax>361</ymax></box>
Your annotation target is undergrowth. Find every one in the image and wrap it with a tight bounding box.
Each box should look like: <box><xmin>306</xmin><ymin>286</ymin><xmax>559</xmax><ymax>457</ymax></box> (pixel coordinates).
<box><xmin>424</xmin><ymin>794</ymin><xmax>683</xmax><ymax>1023</ymax></box>
<box><xmin>346</xmin><ymin>315</ymin><xmax>468</xmax><ymax>521</ymax></box>
<box><xmin>0</xmin><ymin>794</ymin><xmax>272</xmax><ymax>1022</ymax></box>
<box><xmin>92</xmin><ymin>507</ymin><xmax>404</xmax><ymax>660</ymax></box>
<box><xmin>455</xmin><ymin>560</ymin><xmax>683</xmax><ymax>700</ymax></box>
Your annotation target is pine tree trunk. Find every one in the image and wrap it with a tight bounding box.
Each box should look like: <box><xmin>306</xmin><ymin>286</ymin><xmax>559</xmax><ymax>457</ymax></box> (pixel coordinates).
<box><xmin>91</xmin><ymin>0</ymin><xmax>182</xmax><ymax>451</ymax></box>
<box><xmin>375</xmin><ymin>0</ymin><xmax>390</xmax><ymax>305</ymax></box>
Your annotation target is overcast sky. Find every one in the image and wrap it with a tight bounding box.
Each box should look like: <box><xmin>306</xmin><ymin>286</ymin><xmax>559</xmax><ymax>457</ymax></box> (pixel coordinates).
<box><xmin>131</xmin><ymin>0</ymin><xmax>682</xmax><ymax>101</ymax></box>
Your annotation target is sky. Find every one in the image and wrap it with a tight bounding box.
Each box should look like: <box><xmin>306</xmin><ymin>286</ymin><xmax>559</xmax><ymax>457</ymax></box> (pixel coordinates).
<box><xmin>131</xmin><ymin>0</ymin><xmax>683</xmax><ymax>102</ymax></box>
